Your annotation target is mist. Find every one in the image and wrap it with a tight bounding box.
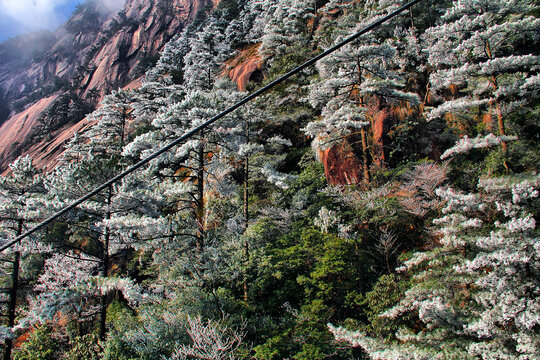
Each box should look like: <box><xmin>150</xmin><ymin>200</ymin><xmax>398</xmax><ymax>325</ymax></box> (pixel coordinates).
<box><xmin>0</xmin><ymin>0</ymin><xmax>127</xmax><ymax>37</ymax></box>
<box><xmin>96</xmin><ymin>0</ymin><xmax>126</xmax><ymax>15</ymax></box>
<box><xmin>0</xmin><ymin>0</ymin><xmax>72</xmax><ymax>33</ymax></box>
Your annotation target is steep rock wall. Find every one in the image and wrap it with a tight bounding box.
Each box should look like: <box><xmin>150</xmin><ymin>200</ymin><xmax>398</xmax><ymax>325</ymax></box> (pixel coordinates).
<box><xmin>0</xmin><ymin>0</ymin><xmax>216</xmax><ymax>171</ymax></box>
<box><xmin>0</xmin><ymin>95</ymin><xmax>60</xmax><ymax>169</ymax></box>
<box><xmin>223</xmin><ymin>43</ymin><xmax>263</xmax><ymax>91</ymax></box>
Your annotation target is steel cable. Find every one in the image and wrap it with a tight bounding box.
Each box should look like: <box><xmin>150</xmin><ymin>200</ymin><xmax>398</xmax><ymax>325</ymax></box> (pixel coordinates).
<box><xmin>0</xmin><ymin>0</ymin><xmax>424</xmax><ymax>252</ymax></box>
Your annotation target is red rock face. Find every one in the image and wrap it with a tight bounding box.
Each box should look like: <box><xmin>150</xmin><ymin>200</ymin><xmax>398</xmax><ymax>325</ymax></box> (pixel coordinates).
<box><xmin>82</xmin><ymin>0</ymin><xmax>215</xmax><ymax>100</ymax></box>
<box><xmin>0</xmin><ymin>95</ymin><xmax>60</xmax><ymax>171</ymax></box>
<box><xmin>314</xmin><ymin>95</ymin><xmax>403</xmax><ymax>185</ymax></box>
<box><xmin>223</xmin><ymin>44</ymin><xmax>263</xmax><ymax>91</ymax></box>
<box><xmin>26</xmin><ymin>119</ymin><xmax>95</xmax><ymax>174</ymax></box>
<box><xmin>371</xmin><ymin>105</ymin><xmax>389</xmax><ymax>168</ymax></box>
<box><xmin>318</xmin><ymin>140</ymin><xmax>363</xmax><ymax>185</ymax></box>
<box><xmin>0</xmin><ymin>0</ymin><xmax>217</xmax><ymax>171</ymax></box>
<box><xmin>366</xmin><ymin>94</ymin><xmax>401</xmax><ymax>168</ymax></box>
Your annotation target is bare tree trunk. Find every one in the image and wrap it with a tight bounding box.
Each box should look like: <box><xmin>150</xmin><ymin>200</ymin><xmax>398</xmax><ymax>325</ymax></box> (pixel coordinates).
<box><xmin>486</xmin><ymin>40</ymin><xmax>509</xmax><ymax>172</ymax></box>
<box><xmin>196</xmin><ymin>143</ymin><xmax>205</xmax><ymax>252</ymax></box>
<box><xmin>360</xmin><ymin>127</ymin><xmax>370</xmax><ymax>183</ymax></box>
<box><xmin>99</xmin><ymin>186</ymin><xmax>112</xmax><ymax>341</ymax></box>
<box><xmin>242</xmin><ymin>125</ymin><xmax>250</xmax><ymax>302</ymax></box>
<box><xmin>356</xmin><ymin>72</ymin><xmax>370</xmax><ymax>184</ymax></box>
<box><xmin>3</xmin><ymin>221</ymin><xmax>21</xmax><ymax>360</ymax></box>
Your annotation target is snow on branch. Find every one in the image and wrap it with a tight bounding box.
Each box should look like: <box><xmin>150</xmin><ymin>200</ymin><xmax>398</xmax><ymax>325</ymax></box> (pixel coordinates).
<box><xmin>261</xmin><ymin>163</ymin><xmax>296</xmax><ymax>189</ymax></box>
<box><xmin>171</xmin><ymin>315</ymin><xmax>245</xmax><ymax>360</ymax></box>
<box><xmin>440</xmin><ymin>134</ymin><xmax>517</xmax><ymax>160</ymax></box>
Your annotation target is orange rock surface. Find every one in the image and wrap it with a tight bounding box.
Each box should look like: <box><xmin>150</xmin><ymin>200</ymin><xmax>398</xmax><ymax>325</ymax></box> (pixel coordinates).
<box><xmin>0</xmin><ymin>0</ymin><xmax>217</xmax><ymax>171</ymax></box>
<box><xmin>318</xmin><ymin>140</ymin><xmax>363</xmax><ymax>185</ymax></box>
<box><xmin>0</xmin><ymin>95</ymin><xmax>59</xmax><ymax>171</ymax></box>
<box><xmin>223</xmin><ymin>44</ymin><xmax>263</xmax><ymax>91</ymax></box>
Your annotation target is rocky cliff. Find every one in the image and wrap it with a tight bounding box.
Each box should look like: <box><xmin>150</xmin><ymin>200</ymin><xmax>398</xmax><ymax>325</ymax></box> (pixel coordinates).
<box><xmin>0</xmin><ymin>0</ymin><xmax>217</xmax><ymax>171</ymax></box>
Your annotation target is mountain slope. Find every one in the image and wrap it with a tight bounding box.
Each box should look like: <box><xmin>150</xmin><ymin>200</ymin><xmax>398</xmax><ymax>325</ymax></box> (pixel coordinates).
<box><xmin>0</xmin><ymin>0</ymin><xmax>216</xmax><ymax>171</ymax></box>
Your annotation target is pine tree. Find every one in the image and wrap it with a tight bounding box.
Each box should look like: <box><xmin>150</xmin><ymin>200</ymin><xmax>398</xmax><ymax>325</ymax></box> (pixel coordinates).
<box><xmin>330</xmin><ymin>170</ymin><xmax>540</xmax><ymax>359</ymax></box>
<box><xmin>32</xmin><ymin>87</ymin><xmax>171</xmax><ymax>339</ymax></box>
<box><xmin>183</xmin><ymin>19</ymin><xmax>230</xmax><ymax>91</ymax></box>
<box><xmin>85</xmin><ymin>89</ymin><xmax>133</xmax><ymax>156</ymax></box>
<box><xmin>0</xmin><ymin>156</ymin><xmax>48</xmax><ymax>354</ymax></box>
<box><xmin>0</xmin><ymin>156</ymin><xmax>46</xmax><ymax>250</ymax></box>
<box><xmin>259</xmin><ymin>0</ymin><xmax>316</xmax><ymax>60</ymax></box>
<box><xmin>146</xmin><ymin>27</ymin><xmax>194</xmax><ymax>84</ymax></box>
<box><xmin>425</xmin><ymin>0</ymin><xmax>540</xmax><ymax>165</ymax></box>
<box><xmin>307</xmin><ymin>6</ymin><xmax>419</xmax><ymax>181</ymax></box>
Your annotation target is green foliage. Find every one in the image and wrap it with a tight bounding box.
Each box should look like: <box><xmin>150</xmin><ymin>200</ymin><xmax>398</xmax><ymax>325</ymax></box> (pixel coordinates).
<box><xmin>66</xmin><ymin>4</ymin><xmax>100</xmax><ymax>34</ymax></box>
<box><xmin>251</xmin><ymin>225</ymin><xmax>371</xmax><ymax>358</ymax></box>
<box><xmin>65</xmin><ymin>334</ymin><xmax>103</xmax><ymax>360</ymax></box>
<box><xmin>361</xmin><ymin>274</ymin><xmax>411</xmax><ymax>339</ymax></box>
<box><xmin>214</xmin><ymin>0</ymin><xmax>245</xmax><ymax>21</ymax></box>
<box><xmin>284</xmin><ymin>158</ymin><xmax>331</xmax><ymax>216</ymax></box>
<box><xmin>387</xmin><ymin>117</ymin><xmax>454</xmax><ymax>167</ymax></box>
<box><xmin>102</xmin><ymin>336</ymin><xmax>140</xmax><ymax>360</ymax></box>
<box><xmin>264</xmin><ymin>43</ymin><xmax>314</xmax><ymax>88</ymax></box>
<box><xmin>13</xmin><ymin>325</ymin><xmax>61</xmax><ymax>360</ymax></box>
<box><xmin>132</xmin><ymin>52</ymin><xmax>161</xmax><ymax>78</ymax></box>
<box><xmin>101</xmin><ymin>301</ymin><xmax>140</xmax><ymax>360</ymax></box>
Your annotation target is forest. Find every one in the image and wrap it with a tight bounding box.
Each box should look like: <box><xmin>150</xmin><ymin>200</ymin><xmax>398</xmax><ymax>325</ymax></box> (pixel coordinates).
<box><xmin>0</xmin><ymin>0</ymin><xmax>538</xmax><ymax>359</ymax></box>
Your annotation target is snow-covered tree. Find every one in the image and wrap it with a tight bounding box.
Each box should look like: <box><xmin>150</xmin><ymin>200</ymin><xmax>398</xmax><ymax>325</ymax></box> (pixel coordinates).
<box><xmin>224</xmin><ymin>0</ymin><xmax>268</xmax><ymax>47</ymax></box>
<box><xmin>259</xmin><ymin>0</ymin><xmax>316</xmax><ymax>59</ymax></box>
<box><xmin>170</xmin><ymin>315</ymin><xmax>245</xmax><ymax>360</ymax></box>
<box><xmin>0</xmin><ymin>156</ymin><xmax>46</xmax><ymax>244</ymax></box>
<box><xmin>126</xmin><ymin>79</ymin><xmax>240</xmax><ymax>251</ymax></box>
<box><xmin>85</xmin><ymin>89</ymin><xmax>133</xmax><ymax>155</ymax></box>
<box><xmin>0</xmin><ymin>156</ymin><xmax>49</xmax><ymax>356</ymax></box>
<box><xmin>146</xmin><ymin>27</ymin><xmax>195</xmax><ymax>84</ymax></box>
<box><xmin>330</xmin><ymin>172</ymin><xmax>540</xmax><ymax>359</ymax></box>
<box><xmin>307</xmin><ymin>6</ymin><xmax>420</xmax><ymax>181</ymax></box>
<box><xmin>425</xmin><ymin>0</ymin><xmax>540</xmax><ymax>156</ymax></box>
<box><xmin>36</xmin><ymin>83</ymin><xmax>177</xmax><ymax>339</ymax></box>
<box><xmin>0</xmin><ymin>156</ymin><xmax>50</xmax><ymax>259</ymax></box>
<box><xmin>22</xmin><ymin>250</ymin><xmax>146</xmax><ymax>338</ymax></box>
<box><xmin>183</xmin><ymin>19</ymin><xmax>230</xmax><ymax>91</ymax></box>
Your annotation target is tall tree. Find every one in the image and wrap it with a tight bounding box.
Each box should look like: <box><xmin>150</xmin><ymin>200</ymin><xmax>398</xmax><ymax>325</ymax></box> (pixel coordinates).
<box><xmin>307</xmin><ymin>9</ymin><xmax>419</xmax><ymax>181</ymax></box>
<box><xmin>259</xmin><ymin>0</ymin><xmax>315</xmax><ymax>60</ymax></box>
<box><xmin>425</xmin><ymin>0</ymin><xmax>540</xmax><ymax>169</ymax></box>
<box><xmin>0</xmin><ymin>156</ymin><xmax>47</xmax><ymax>357</ymax></box>
<box><xmin>183</xmin><ymin>19</ymin><xmax>230</xmax><ymax>91</ymax></box>
<box><xmin>330</xmin><ymin>172</ymin><xmax>540</xmax><ymax>359</ymax></box>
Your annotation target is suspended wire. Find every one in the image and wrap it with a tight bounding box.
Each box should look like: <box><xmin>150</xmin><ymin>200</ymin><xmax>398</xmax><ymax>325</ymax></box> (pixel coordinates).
<box><xmin>0</xmin><ymin>0</ymin><xmax>424</xmax><ymax>253</ymax></box>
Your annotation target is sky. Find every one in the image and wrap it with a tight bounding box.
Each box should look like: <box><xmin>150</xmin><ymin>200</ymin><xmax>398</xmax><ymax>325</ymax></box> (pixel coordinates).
<box><xmin>0</xmin><ymin>0</ymin><xmax>82</xmax><ymax>43</ymax></box>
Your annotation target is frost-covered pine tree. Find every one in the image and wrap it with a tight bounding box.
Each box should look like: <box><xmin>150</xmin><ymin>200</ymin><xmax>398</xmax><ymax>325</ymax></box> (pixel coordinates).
<box><xmin>224</xmin><ymin>0</ymin><xmax>266</xmax><ymax>47</ymax></box>
<box><xmin>330</xmin><ymin>171</ymin><xmax>540</xmax><ymax>359</ymax></box>
<box><xmin>128</xmin><ymin>81</ymin><xmax>184</xmax><ymax>128</ymax></box>
<box><xmin>84</xmin><ymin>89</ymin><xmax>132</xmax><ymax>155</ymax></box>
<box><xmin>212</xmin><ymin>86</ymin><xmax>296</xmax><ymax>301</ymax></box>
<box><xmin>425</xmin><ymin>0</ymin><xmax>540</xmax><ymax>147</ymax></box>
<box><xmin>125</xmin><ymin>79</ymin><xmax>242</xmax><ymax>251</ymax></box>
<box><xmin>244</xmin><ymin>0</ymin><xmax>280</xmax><ymax>45</ymax></box>
<box><xmin>38</xmin><ymin>84</ymin><xmax>174</xmax><ymax>338</ymax></box>
<box><xmin>170</xmin><ymin>315</ymin><xmax>245</xmax><ymax>360</ymax></box>
<box><xmin>146</xmin><ymin>27</ymin><xmax>195</xmax><ymax>84</ymax></box>
<box><xmin>307</xmin><ymin>2</ymin><xmax>420</xmax><ymax>181</ymax></box>
<box><xmin>183</xmin><ymin>19</ymin><xmax>230</xmax><ymax>91</ymax></box>
<box><xmin>21</xmin><ymin>250</ymin><xmax>147</xmax><ymax>336</ymax></box>
<box><xmin>259</xmin><ymin>0</ymin><xmax>315</xmax><ymax>59</ymax></box>
<box><xmin>0</xmin><ymin>156</ymin><xmax>49</xmax><ymax>349</ymax></box>
<box><xmin>0</xmin><ymin>155</ymin><xmax>48</xmax><ymax>253</ymax></box>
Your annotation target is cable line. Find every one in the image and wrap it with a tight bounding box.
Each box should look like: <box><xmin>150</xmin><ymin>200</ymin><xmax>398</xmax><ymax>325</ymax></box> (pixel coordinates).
<box><xmin>0</xmin><ymin>0</ymin><xmax>424</xmax><ymax>253</ymax></box>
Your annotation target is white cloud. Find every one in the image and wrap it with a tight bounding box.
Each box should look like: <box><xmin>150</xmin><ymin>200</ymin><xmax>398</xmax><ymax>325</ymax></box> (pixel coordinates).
<box><xmin>0</xmin><ymin>0</ymin><xmax>72</xmax><ymax>32</ymax></box>
<box><xmin>98</xmin><ymin>0</ymin><xmax>125</xmax><ymax>14</ymax></box>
